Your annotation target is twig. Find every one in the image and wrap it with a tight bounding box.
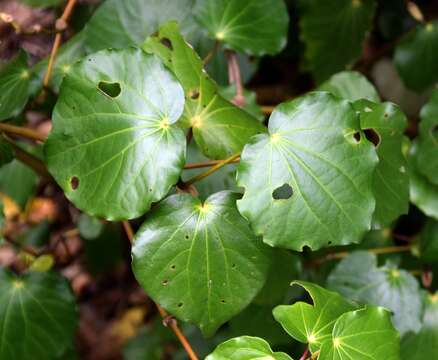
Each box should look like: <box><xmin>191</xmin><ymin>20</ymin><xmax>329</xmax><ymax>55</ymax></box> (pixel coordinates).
<box><xmin>226</xmin><ymin>51</ymin><xmax>245</xmax><ymax>107</ymax></box>
<box><xmin>0</xmin><ymin>123</ymin><xmax>46</xmax><ymax>142</ymax></box>
<box><xmin>184</xmin><ymin>153</ymin><xmax>241</xmax><ymax>185</ymax></box>
<box><xmin>42</xmin><ymin>0</ymin><xmax>78</xmax><ymax>88</ymax></box>
<box><xmin>299</xmin><ymin>347</ymin><xmax>309</xmax><ymax>360</ymax></box>
<box><xmin>121</xmin><ymin>220</ymin><xmax>199</xmax><ymax>360</ymax></box>
<box><xmin>184</xmin><ymin>157</ymin><xmax>240</xmax><ymax>170</ymax></box>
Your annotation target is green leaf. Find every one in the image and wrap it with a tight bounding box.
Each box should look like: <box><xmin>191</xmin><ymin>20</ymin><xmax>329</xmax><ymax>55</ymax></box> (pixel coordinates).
<box><xmin>0</xmin><ymin>138</ymin><xmax>14</xmax><ymax>167</ymax></box>
<box><xmin>205</xmin><ymin>336</ymin><xmax>293</xmax><ymax>360</ymax></box>
<box><xmin>416</xmin><ymin>89</ymin><xmax>438</xmax><ymax>185</ymax></box>
<box><xmin>0</xmin><ymin>51</ymin><xmax>31</xmax><ymax>121</ymax></box>
<box><xmin>17</xmin><ymin>0</ymin><xmax>63</xmax><ymax>7</ymax></box>
<box><xmin>354</xmin><ymin>100</ymin><xmax>409</xmax><ymax>226</ymax></box>
<box><xmin>83</xmin><ymin>0</ymin><xmax>198</xmax><ymax>53</ymax></box>
<box><xmin>273</xmin><ymin>281</ymin><xmax>356</xmax><ymax>352</ymax></box>
<box><xmin>77</xmin><ymin>213</ymin><xmax>104</xmax><ymax>240</ymax></box>
<box><xmin>319</xmin><ymin>71</ymin><xmax>380</xmax><ymax>102</ymax></box>
<box><xmin>401</xmin><ymin>293</ymin><xmax>438</xmax><ymax>360</ymax></box>
<box><xmin>131</xmin><ymin>191</ymin><xmax>271</xmax><ymax>336</ymax></box>
<box><xmin>319</xmin><ymin>306</ymin><xmax>400</xmax><ymax>360</ymax></box>
<box><xmin>143</xmin><ymin>21</ymin><xmax>266</xmax><ymax>159</ymax></box>
<box><xmin>0</xmin><ymin>269</ymin><xmax>77</xmax><ymax>360</ymax></box>
<box><xmin>418</xmin><ymin>220</ymin><xmax>438</xmax><ymax>263</ymax></box>
<box><xmin>236</xmin><ymin>92</ymin><xmax>378</xmax><ymax>251</ymax></box>
<box><xmin>394</xmin><ymin>21</ymin><xmax>438</xmax><ymax>92</ymax></box>
<box><xmin>409</xmin><ymin>141</ymin><xmax>438</xmax><ymax>219</ymax></box>
<box><xmin>299</xmin><ymin>0</ymin><xmax>376</xmax><ymax>83</ymax></box>
<box><xmin>45</xmin><ymin>48</ymin><xmax>186</xmax><ymax>221</ymax></box>
<box><xmin>219</xmin><ymin>85</ymin><xmax>264</xmax><ymax>122</ymax></box>
<box><xmin>327</xmin><ymin>251</ymin><xmax>422</xmax><ymax>335</ymax></box>
<box><xmin>193</xmin><ymin>0</ymin><xmax>289</xmax><ymax>56</ymax></box>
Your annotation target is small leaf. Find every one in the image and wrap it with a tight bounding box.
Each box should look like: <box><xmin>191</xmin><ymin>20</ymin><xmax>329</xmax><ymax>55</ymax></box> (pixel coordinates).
<box><xmin>193</xmin><ymin>0</ymin><xmax>289</xmax><ymax>56</ymax></box>
<box><xmin>354</xmin><ymin>100</ymin><xmax>409</xmax><ymax>226</ymax></box>
<box><xmin>45</xmin><ymin>48</ymin><xmax>186</xmax><ymax>220</ymax></box>
<box><xmin>28</xmin><ymin>254</ymin><xmax>55</xmax><ymax>272</ymax></box>
<box><xmin>0</xmin><ymin>51</ymin><xmax>31</xmax><ymax>121</ymax></box>
<box><xmin>131</xmin><ymin>191</ymin><xmax>271</xmax><ymax>336</ymax></box>
<box><xmin>273</xmin><ymin>281</ymin><xmax>356</xmax><ymax>352</ymax></box>
<box><xmin>394</xmin><ymin>21</ymin><xmax>438</xmax><ymax>92</ymax></box>
<box><xmin>319</xmin><ymin>71</ymin><xmax>380</xmax><ymax>102</ymax></box>
<box><xmin>205</xmin><ymin>336</ymin><xmax>293</xmax><ymax>360</ymax></box>
<box><xmin>0</xmin><ymin>269</ymin><xmax>77</xmax><ymax>360</ymax></box>
<box><xmin>319</xmin><ymin>306</ymin><xmax>400</xmax><ymax>360</ymax></box>
<box><xmin>236</xmin><ymin>92</ymin><xmax>378</xmax><ymax>251</ymax></box>
<box><xmin>401</xmin><ymin>292</ymin><xmax>438</xmax><ymax>360</ymax></box>
<box><xmin>418</xmin><ymin>220</ymin><xmax>438</xmax><ymax>263</ymax></box>
<box><xmin>143</xmin><ymin>21</ymin><xmax>265</xmax><ymax>159</ymax></box>
<box><xmin>327</xmin><ymin>251</ymin><xmax>422</xmax><ymax>335</ymax></box>
<box><xmin>299</xmin><ymin>0</ymin><xmax>376</xmax><ymax>83</ymax></box>
<box><xmin>77</xmin><ymin>213</ymin><xmax>104</xmax><ymax>240</ymax></box>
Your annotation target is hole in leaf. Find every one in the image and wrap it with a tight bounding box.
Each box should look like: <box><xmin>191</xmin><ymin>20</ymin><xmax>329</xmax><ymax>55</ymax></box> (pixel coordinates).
<box><xmin>353</xmin><ymin>131</ymin><xmax>361</xmax><ymax>142</ymax></box>
<box><xmin>170</xmin><ymin>265</ymin><xmax>176</xmax><ymax>270</ymax></box>
<box><xmin>189</xmin><ymin>89</ymin><xmax>200</xmax><ymax>99</ymax></box>
<box><xmin>162</xmin><ymin>279</ymin><xmax>169</xmax><ymax>286</ymax></box>
<box><xmin>98</xmin><ymin>81</ymin><xmax>121</xmax><ymax>98</ymax></box>
<box><xmin>220</xmin><ymin>299</ymin><xmax>226</xmax><ymax>304</ymax></box>
<box><xmin>431</xmin><ymin>124</ymin><xmax>438</xmax><ymax>141</ymax></box>
<box><xmin>70</xmin><ymin>176</ymin><xmax>79</xmax><ymax>190</ymax></box>
<box><xmin>185</xmin><ymin>234</ymin><xmax>189</xmax><ymax>239</ymax></box>
<box><xmin>384</xmin><ymin>112</ymin><xmax>389</xmax><ymax>118</ymax></box>
<box><xmin>160</xmin><ymin>37</ymin><xmax>173</xmax><ymax>50</ymax></box>
<box><xmin>232</xmin><ymin>264</ymin><xmax>236</xmax><ymax>269</ymax></box>
<box><xmin>272</xmin><ymin>183</ymin><xmax>293</xmax><ymax>200</ymax></box>
<box><xmin>363</xmin><ymin>128</ymin><xmax>381</xmax><ymax>147</ymax></box>
<box><xmin>178</xmin><ymin>302</ymin><xmax>183</xmax><ymax>307</ymax></box>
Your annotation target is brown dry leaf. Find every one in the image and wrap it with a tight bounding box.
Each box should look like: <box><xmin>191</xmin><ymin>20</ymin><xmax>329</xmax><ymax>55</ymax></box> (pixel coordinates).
<box><xmin>110</xmin><ymin>306</ymin><xmax>147</xmax><ymax>345</ymax></box>
<box><xmin>25</xmin><ymin>197</ymin><xmax>58</xmax><ymax>224</ymax></box>
<box><xmin>0</xmin><ymin>193</ymin><xmax>20</xmax><ymax>219</ymax></box>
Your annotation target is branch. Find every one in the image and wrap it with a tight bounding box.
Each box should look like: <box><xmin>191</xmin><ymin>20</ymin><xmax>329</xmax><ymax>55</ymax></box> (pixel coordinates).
<box><xmin>121</xmin><ymin>220</ymin><xmax>199</xmax><ymax>360</ymax></box>
<box><xmin>184</xmin><ymin>157</ymin><xmax>240</xmax><ymax>170</ymax></box>
<box><xmin>0</xmin><ymin>123</ymin><xmax>47</xmax><ymax>142</ymax></box>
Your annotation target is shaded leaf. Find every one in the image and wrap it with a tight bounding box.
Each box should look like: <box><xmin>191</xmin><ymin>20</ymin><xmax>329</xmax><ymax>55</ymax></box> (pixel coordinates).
<box><xmin>219</xmin><ymin>85</ymin><xmax>264</xmax><ymax>122</ymax></box>
<box><xmin>418</xmin><ymin>220</ymin><xmax>438</xmax><ymax>263</ymax></box>
<box><xmin>45</xmin><ymin>48</ymin><xmax>186</xmax><ymax>220</ymax></box>
<box><xmin>77</xmin><ymin>213</ymin><xmax>104</xmax><ymax>240</ymax></box>
<box><xmin>132</xmin><ymin>191</ymin><xmax>271</xmax><ymax>336</ymax></box>
<box><xmin>0</xmin><ymin>139</ymin><xmax>14</xmax><ymax>167</ymax></box>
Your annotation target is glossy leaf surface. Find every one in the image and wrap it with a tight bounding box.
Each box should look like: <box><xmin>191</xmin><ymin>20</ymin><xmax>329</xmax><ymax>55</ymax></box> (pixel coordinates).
<box><xmin>45</xmin><ymin>48</ymin><xmax>186</xmax><ymax>220</ymax></box>
<box><xmin>132</xmin><ymin>191</ymin><xmax>271</xmax><ymax>336</ymax></box>
<box><xmin>237</xmin><ymin>92</ymin><xmax>377</xmax><ymax>250</ymax></box>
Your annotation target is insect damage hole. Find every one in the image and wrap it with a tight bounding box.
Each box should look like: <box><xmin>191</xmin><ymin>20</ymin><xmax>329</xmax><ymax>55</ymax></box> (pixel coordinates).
<box><xmin>160</xmin><ymin>37</ymin><xmax>173</xmax><ymax>50</ymax></box>
<box><xmin>70</xmin><ymin>176</ymin><xmax>79</xmax><ymax>190</ymax></box>
<box><xmin>272</xmin><ymin>183</ymin><xmax>293</xmax><ymax>200</ymax></box>
<box><xmin>363</xmin><ymin>128</ymin><xmax>381</xmax><ymax>147</ymax></box>
<box><xmin>98</xmin><ymin>81</ymin><xmax>121</xmax><ymax>98</ymax></box>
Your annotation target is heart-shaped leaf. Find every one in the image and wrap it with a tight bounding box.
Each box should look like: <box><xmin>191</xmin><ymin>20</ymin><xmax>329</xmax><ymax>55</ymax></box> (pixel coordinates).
<box><xmin>299</xmin><ymin>0</ymin><xmax>376</xmax><ymax>83</ymax></box>
<box><xmin>273</xmin><ymin>281</ymin><xmax>356</xmax><ymax>352</ymax></box>
<box><xmin>319</xmin><ymin>306</ymin><xmax>400</xmax><ymax>360</ymax></box>
<box><xmin>193</xmin><ymin>0</ymin><xmax>289</xmax><ymax>56</ymax></box>
<box><xmin>205</xmin><ymin>336</ymin><xmax>293</xmax><ymax>360</ymax></box>
<box><xmin>327</xmin><ymin>251</ymin><xmax>422</xmax><ymax>335</ymax></box>
<box><xmin>319</xmin><ymin>71</ymin><xmax>380</xmax><ymax>102</ymax></box>
<box><xmin>354</xmin><ymin>100</ymin><xmax>409</xmax><ymax>226</ymax></box>
<box><xmin>0</xmin><ymin>51</ymin><xmax>31</xmax><ymax>121</ymax></box>
<box><xmin>45</xmin><ymin>48</ymin><xmax>186</xmax><ymax>220</ymax></box>
<box><xmin>0</xmin><ymin>269</ymin><xmax>77</xmax><ymax>360</ymax></box>
<box><xmin>131</xmin><ymin>191</ymin><xmax>272</xmax><ymax>336</ymax></box>
<box><xmin>236</xmin><ymin>92</ymin><xmax>378</xmax><ymax>251</ymax></box>
<box><xmin>143</xmin><ymin>22</ymin><xmax>265</xmax><ymax>159</ymax></box>
<box><xmin>394</xmin><ymin>21</ymin><xmax>438</xmax><ymax>92</ymax></box>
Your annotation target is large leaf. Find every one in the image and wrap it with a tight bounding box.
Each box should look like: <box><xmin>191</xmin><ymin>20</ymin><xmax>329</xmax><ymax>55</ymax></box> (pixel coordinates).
<box><xmin>319</xmin><ymin>306</ymin><xmax>400</xmax><ymax>360</ymax></box>
<box><xmin>0</xmin><ymin>269</ymin><xmax>77</xmax><ymax>360</ymax></box>
<box><xmin>394</xmin><ymin>21</ymin><xmax>438</xmax><ymax>92</ymax></box>
<box><xmin>236</xmin><ymin>92</ymin><xmax>378</xmax><ymax>251</ymax></box>
<box><xmin>131</xmin><ymin>191</ymin><xmax>271</xmax><ymax>336</ymax></box>
<box><xmin>83</xmin><ymin>0</ymin><xmax>198</xmax><ymax>53</ymax></box>
<box><xmin>193</xmin><ymin>0</ymin><xmax>289</xmax><ymax>56</ymax></box>
<box><xmin>416</xmin><ymin>89</ymin><xmax>438</xmax><ymax>185</ymax></box>
<box><xmin>354</xmin><ymin>100</ymin><xmax>409</xmax><ymax>226</ymax></box>
<box><xmin>0</xmin><ymin>51</ymin><xmax>31</xmax><ymax>121</ymax></box>
<box><xmin>205</xmin><ymin>336</ymin><xmax>292</xmax><ymax>360</ymax></box>
<box><xmin>45</xmin><ymin>48</ymin><xmax>186</xmax><ymax>220</ymax></box>
<box><xmin>299</xmin><ymin>0</ymin><xmax>376</xmax><ymax>83</ymax></box>
<box><xmin>319</xmin><ymin>71</ymin><xmax>379</xmax><ymax>102</ymax></box>
<box><xmin>143</xmin><ymin>22</ymin><xmax>265</xmax><ymax>159</ymax></box>
<box><xmin>409</xmin><ymin>141</ymin><xmax>438</xmax><ymax>219</ymax></box>
<box><xmin>273</xmin><ymin>281</ymin><xmax>356</xmax><ymax>353</ymax></box>
<box><xmin>327</xmin><ymin>251</ymin><xmax>422</xmax><ymax>335</ymax></box>
<box><xmin>401</xmin><ymin>292</ymin><xmax>438</xmax><ymax>360</ymax></box>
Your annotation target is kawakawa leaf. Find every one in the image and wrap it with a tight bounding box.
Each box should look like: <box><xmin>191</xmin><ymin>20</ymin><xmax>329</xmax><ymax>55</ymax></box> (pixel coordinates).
<box><xmin>416</xmin><ymin>89</ymin><xmax>438</xmax><ymax>185</ymax></box>
<box><xmin>131</xmin><ymin>191</ymin><xmax>271</xmax><ymax>336</ymax></box>
<box><xmin>394</xmin><ymin>21</ymin><xmax>438</xmax><ymax>92</ymax></box>
<box><xmin>45</xmin><ymin>48</ymin><xmax>186</xmax><ymax>220</ymax></box>
<box><xmin>0</xmin><ymin>269</ymin><xmax>77</xmax><ymax>360</ymax></box>
<box><xmin>143</xmin><ymin>21</ymin><xmax>265</xmax><ymax>159</ymax></box>
<box><xmin>319</xmin><ymin>306</ymin><xmax>400</xmax><ymax>360</ymax></box>
<box><xmin>236</xmin><ymin>92</ymin><xmax>378</xmax><ymax>251</ymax></box>
<box><xmin>273</xmin><ymin>281</ymin><xmax>356</xmax><ymax>353</ymax></box>
<box><xmin>354</xmin><ymin>100</ymin><xmax>409</xmax><ymax>226</ymax></box>
<box><xmin>299</xmin><ymin>0</ymin><xmax>376</xmax><ymax>83</ymax></box>
<box><xmin>327</xmin><ymin>251</ymin><xmax>422</xmax><ymax>335</ymax></box>
<box><xmin>0</xmin><ymin>51</ymin><xmax>31</xmax><ymax>121</ymax></box>
<box><xmin>206</xmin><ymin>336</ymin><xmax>293</xmax><ymax>360</ymax></box>
<box><xmin>193</xmin><ymin>0</ymin><xmax>289</xmax><ymax>56</ymax></box>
